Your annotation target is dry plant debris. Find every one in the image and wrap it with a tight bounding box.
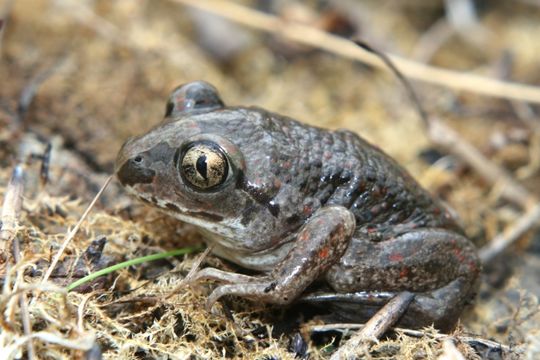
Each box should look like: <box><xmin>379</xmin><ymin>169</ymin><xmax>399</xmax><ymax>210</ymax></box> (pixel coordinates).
<box><xmin>1</xmin><ymin>0</ymin><xmax>540</xmax><ymax>358</ymax></box>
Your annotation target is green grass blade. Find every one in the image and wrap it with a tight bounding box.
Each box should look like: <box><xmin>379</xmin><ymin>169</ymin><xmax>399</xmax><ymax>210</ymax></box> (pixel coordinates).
<box><xmin>66</xmin><ymin>246</ymin><xmax>203</xmax><ymax>292</ymax></box>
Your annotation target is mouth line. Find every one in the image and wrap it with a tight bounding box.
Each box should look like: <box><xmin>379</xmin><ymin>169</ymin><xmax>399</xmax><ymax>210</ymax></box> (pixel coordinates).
<box><xmin>165</xmin><ymin>202</ymin><xmax>225</xmax><ymax>222</ymax></box>
<box><xmin>126</xmin><ymin>186</ymin><xmax>225</xmax><ymax>223</ymax></box>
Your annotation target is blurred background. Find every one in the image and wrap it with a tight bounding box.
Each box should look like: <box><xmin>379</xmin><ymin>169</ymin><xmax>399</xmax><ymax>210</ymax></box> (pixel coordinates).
<box><xmin>1</xmin><ymin>0</ymin><xmax>540</xmax><ymax>358</ymax></box>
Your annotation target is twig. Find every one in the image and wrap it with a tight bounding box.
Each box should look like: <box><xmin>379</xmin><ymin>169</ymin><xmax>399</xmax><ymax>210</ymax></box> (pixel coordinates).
<box><xmin>307</xmin><ymin>323</ymin><xmax>511</xmax><ymax>354</ymax></box>
<box><xmin>329</xmin><ymin>292</ymin><xmax>415</xmax><ymax>360</ymax></box>
<box><xmin>401</xmin><ymin>330</ymin><xmax>511</xmax><ymax>356</ymax></box>
<box><xmin>412</xmin><ymin>18</ymin><xmax>453</xmax><ymax>62</ymax></box>
<box><xmin>355</xmin><ymin>41</ymin><xmax>429</xmax><ymax>129</ymax></box>
<box><xmin>439</xmin><ymin>339</ymin><xmax>466</xmax><ymax>360</ymax></box>
<box><xmin>428</xmin><ymin>118</ymin><xmax>536</xmax><ymax>209</ymax></box>
<box><xmin>40</xmin><ymin>143</ymin><xmax>52</xmax><ymax>187</ymax></box>
<box><xmin>0</xmin><ymin>165</ymin><xmax>35</xmax><ymax>359</ymax></box>
<box><xmin>170</xmin><ymin>0</ymin><xmax>540</xmax><ymax>104</ymax></box>
<box><xmin>5</xmin><ymin>330</ymin><xmax>95</xmax><ymax>358</ymax></box>
<box><xmin>41</xmin><ymin>175</ymin><xmax>113</xmax><ymax>284</ymax></box>
<box><xmin>1</xmin><ymin>165</ymin><xmax>24</xmax><ymax>249</ymax></box>
<box><xmin>355</xmin><ymin>292</ymin><xmax>414</xmax><ymax>340</ymax></box>
<box><xmin>15</xmin><ymin>59</ymin><xmax>69</xmax><ymax>125</ymax></box>
<box><xmin>13</xmin><ymin>272</ymin><xmax>34</xmax><ymax>360</ymax></box>
<box><xmin>479</xmin><ymin>203</ymin><xmax>540</xmax><ymax>262</ymax></box>
<box><xmin>165</xmin><ymin>245</ymin><xmax>212</xmax><ymax>300</ymax></box>
<box><xmin>77</xmin><ymin>293</ymin><xmax>93</xmax><ymax>332</ymax></box>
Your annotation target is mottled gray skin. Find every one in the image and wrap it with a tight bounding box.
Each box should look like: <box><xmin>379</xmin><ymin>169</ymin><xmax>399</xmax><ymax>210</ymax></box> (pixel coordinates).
<box><xmin>116</xmin><ymin>81</ymin><xmax>480</xmax><ymax>331</ymax></box>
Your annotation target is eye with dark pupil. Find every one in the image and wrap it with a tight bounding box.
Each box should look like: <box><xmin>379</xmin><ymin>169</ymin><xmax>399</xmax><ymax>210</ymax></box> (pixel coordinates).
<box><xmin>179</xmin><ymin>141</ymin><xmax>229</xmax><ymax>190</ymax></box>
<box><xmin>196</xmin><ymin>155</ymin><xmax>208</xmax><ymax>180</ymax></box>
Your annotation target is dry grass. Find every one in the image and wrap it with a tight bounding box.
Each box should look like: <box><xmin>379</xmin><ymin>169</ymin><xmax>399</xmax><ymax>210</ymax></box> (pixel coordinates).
<box><xmin>1</xmin><ymin>0</ymin><xmax>540</xmax><ymax>358</ymax></box>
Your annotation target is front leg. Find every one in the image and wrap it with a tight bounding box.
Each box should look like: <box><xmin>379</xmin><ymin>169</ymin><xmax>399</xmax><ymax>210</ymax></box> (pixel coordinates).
<box><xmin>195</xmin><ymin>206</ymin><xmax>355</xmax><ymax>310</ymax></box>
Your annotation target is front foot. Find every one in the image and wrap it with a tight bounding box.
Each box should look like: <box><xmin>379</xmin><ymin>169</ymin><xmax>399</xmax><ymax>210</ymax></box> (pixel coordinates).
<box><xmin>206</xmin><ymin>281</ymin><xmax>291</xmax><ymax>311</ymax></box>
<box><xmin>188</xmin><ymin>267</ymin><xmax>269</xmax><ymax>310</ymax></box>
<box><xmin>191</xmin><ymin>267</ymin><xmax>316</xmax><ymax>310</ymax></box>
<box><xmin>189</xmin><ymin>267</ymin><xmax>292</xmax><ymax>309</ymax></box>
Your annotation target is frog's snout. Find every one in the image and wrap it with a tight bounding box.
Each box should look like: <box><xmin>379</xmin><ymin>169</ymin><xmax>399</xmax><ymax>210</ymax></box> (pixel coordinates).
<box><xmin>116</xmin><ymin>152</ymin><xmax>156</xmax><ymax>187</ymax></box>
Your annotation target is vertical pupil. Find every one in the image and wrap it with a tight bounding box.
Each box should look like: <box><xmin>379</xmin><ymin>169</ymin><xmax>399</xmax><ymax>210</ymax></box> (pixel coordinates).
<box><xmin>196</xmin><ymin>155</ymin><xmax>208</xmax><ymax>180</ymax></box>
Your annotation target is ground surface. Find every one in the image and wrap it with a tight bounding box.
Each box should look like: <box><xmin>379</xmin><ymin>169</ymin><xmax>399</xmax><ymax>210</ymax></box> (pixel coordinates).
<box><xmin>1</xmin><ymin>0</ymin><xmax>540</xmax><ymax>359</ymax></box>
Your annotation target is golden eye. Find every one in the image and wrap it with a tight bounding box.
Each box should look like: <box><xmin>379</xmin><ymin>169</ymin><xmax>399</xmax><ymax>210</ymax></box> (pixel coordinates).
<box><xmin>179</xmin><ymin>141</ymin><xmax>229</xmax><ymax>190</ymax></box>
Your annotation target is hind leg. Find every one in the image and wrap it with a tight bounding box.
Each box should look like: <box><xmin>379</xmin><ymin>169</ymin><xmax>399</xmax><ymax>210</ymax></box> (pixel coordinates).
<box><xmin>302</xmin><ymin>276</ymin><xmax>477</xmax><ymax>331</ymax></box>
<box><xmin>319</xmin><ymin>229</ymin><xmax>480</xmax><ymax>331</ymax></box>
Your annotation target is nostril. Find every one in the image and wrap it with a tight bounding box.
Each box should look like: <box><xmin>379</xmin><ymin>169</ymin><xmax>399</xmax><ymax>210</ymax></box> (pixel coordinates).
<box><xmin>117</xmin><ymin>155</ymin><xmax>156</xmax><ymax>187</ymax></box>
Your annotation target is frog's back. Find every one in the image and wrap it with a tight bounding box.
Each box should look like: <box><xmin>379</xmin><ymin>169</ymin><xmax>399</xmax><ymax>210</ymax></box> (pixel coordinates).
<box><xmin>250</xmin><ymin>108</ymin><xmax>460</xmax><ymax>238</ymax></box>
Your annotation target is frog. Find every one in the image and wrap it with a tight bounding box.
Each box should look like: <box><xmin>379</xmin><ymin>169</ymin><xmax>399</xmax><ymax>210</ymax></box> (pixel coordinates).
<box><xmin>115</xmin><ymin>81</ymin><xmax>480</xmax><ymax>331</ymax></box>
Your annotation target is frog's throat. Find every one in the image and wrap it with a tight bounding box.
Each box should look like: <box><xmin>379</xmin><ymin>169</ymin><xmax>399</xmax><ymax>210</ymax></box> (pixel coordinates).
<box><xmin>208</xmin><ymin>236</ymin><xmax>295</xmax><ymax>271</ymax></box>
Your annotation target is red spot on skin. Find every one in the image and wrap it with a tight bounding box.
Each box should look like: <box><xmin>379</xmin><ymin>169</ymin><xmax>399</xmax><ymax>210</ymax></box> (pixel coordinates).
<box><xmin>389</xmin><ymin>253</ymin><xmax>404</xmax><ymax>262</ymax></box>
<box><xmin>299</xmin><ymin>232</ymin><xmax>309</xmax><ymax>242</ymax></box>
<box><xmin>453</xmin><ymin>247</ymin><xmax>465</xmax><ymax>262</ymax></box>
<box><xmin>399</xmin><ymin>267</ymin><xmax>409</xmax><ymax>278</ymax></box>
<box><xmin>318</xmin><ymin>247</ymin><xmax>329</xmax><ymax>259</ymax></box>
